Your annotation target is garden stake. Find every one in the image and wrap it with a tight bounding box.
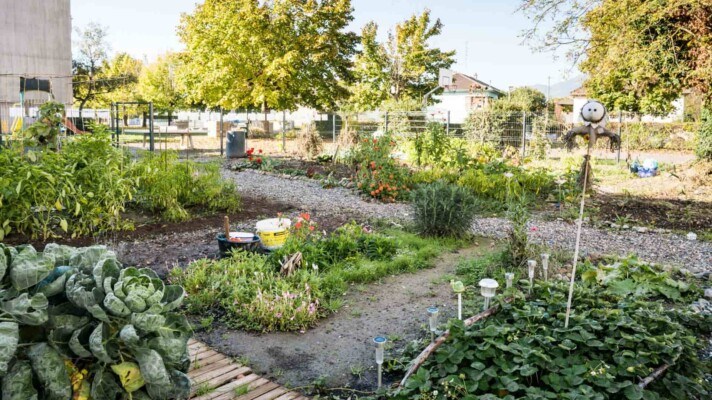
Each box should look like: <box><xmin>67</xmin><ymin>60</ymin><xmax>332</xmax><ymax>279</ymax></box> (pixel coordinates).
<box><xmin>457</xmin><ymin>293</ymin><xmax>462</xmax><ymax>320</ymax></box>
<box><xmin>541</xmin><ymin>253</ymin><xmax>550</xmax><ymax>281</ymax></box>
<box><xmin>223</xmin><ymin>216</ymin><xmax>230</xmax><ymax>239</ymax></box>
<box><xmin>564</xmin><ymin>147</ymin><xmax>590</xmax><ymax>328</ymax></box>
<box><xmin>427</xmin><ymin>307</ymin><xmax>439</xmax><ymax>343</ymax></box>
<box><xmin>373</xmin><ymin>336</ymin><xmax>387</xmax><ymax>389</ymax></box>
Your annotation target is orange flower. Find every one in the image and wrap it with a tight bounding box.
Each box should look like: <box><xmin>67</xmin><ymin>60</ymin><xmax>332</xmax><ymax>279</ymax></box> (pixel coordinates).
<box><xmin>295</xmin><ymin>221</ymin><xmax>303</xmax><ymax>229</ymax></box>
<box><xmin>370</xmin><ymin>191</ymin><xmax>375</xmax><ymax>196</ymax></box>
<box><xmin>300</xmin><ymin>212</ymin><xmax>311</xmax><ymax>221</ymax></box>
<box><xmin>309</xmin><ymin>225</ymin><xmax>315</xmax><ymax>231</ymax></box>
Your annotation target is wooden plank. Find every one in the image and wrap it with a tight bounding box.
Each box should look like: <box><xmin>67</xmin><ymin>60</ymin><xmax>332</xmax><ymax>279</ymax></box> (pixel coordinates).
<box><xmin>192</xmin><ymin>364</ymin><xmax>249</xmax><ymax>386</ymax></box>
<box><xmin>191</xmin><ymin>374</ymin><xmax>260</xmax><ymax>400</ymax></box>
<box><xmin>234</xmin><ymin>382</ymin><xmax>279</xmax><ymax>400</ymax></box>
<box><xmin>252</xmin><ymin>387</ymin><xmax>287</xmax><ymax>400</ymax></box>
<box><xmin>190</xmin><ymin>353</ymin><xmax>231</xmax><ymax>372</ymax></box>
<box><xmin>193</xmin><ymin>366</ymin><xmax>252</xmax><ymax>395</ymax></box>
<box><xmin>193</xmin><ymin>349</ymin><xmax>222</xmax><ymax>362</ymax></box>
<box><xmin>273</xmin><ymin>393</ymin><xmax>300</xmax><ymax>400</ymax></box>
<box><xmin>209</xmin><ymin>378</ymin><xmax>271</xmax><ymax>400</ymax></box>
<box><xmin>189</xmin><ymin>358</ymin><xmax>234</xmax><ymax>378</ymax></box>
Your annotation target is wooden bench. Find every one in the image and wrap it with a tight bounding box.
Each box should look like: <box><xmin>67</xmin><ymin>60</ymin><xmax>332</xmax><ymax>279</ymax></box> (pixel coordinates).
<box><xmin>143</xmin><ymin>124</ymin><xmax>195</xmax><ymax>149</ymax></box>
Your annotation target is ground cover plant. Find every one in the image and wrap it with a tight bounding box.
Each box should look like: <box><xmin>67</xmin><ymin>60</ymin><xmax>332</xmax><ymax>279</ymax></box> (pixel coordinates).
<box><xmin>391</xmin><ymin>257</ymin><xmax>710</xmax><ymax>400</ymax></box>
<box><xmin>171</xmin><ymin>219</ymin><xmax>461</xmax><ymax>332</ymax></box>
<box><xmin>0</xmin><ymin>129</ymin><xmax>240</xmax><ymax>239</ymax></box>
<box><xmin>0</xmin><ymin>242</ymin><xmax>190</xmax><ymax>399</ymax></box>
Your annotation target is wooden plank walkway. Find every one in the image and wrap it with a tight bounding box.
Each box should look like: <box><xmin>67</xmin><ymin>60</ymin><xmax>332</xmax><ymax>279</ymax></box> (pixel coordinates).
<box><xmin>188</xmin><ymin>339</ymin><xmax>309</xmax><ymax>400</ymax></box>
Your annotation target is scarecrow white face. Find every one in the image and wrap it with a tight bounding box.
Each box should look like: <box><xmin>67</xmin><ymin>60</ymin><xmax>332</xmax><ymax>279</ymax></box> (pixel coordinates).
<box><xmin>580</xmin><ymin>100</ymin><xmax>607</xmax><ymax>126</ymax></box>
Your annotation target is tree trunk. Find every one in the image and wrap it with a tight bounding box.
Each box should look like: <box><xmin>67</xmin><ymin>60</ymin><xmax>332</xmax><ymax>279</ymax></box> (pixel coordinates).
<box><xmin>123</xmin><ymin>113</ymin><xmax>128</xmax><ymax>127</ymax></box>
<box><xmin>168</xmin><ymin>111</ymin><xmax>173</xmax><ymax>125</ymax></box>
<box><xmin>142</xmin><ymin>112</ymin><xmax>147</xmax><ymax>128</ymax></box>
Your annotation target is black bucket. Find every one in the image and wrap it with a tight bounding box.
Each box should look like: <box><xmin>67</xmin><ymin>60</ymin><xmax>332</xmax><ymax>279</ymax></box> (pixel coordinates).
<box><xmin>216</xmin><ymin>233</ymin><xmax>261</xmax><ymax>257</ymax></box>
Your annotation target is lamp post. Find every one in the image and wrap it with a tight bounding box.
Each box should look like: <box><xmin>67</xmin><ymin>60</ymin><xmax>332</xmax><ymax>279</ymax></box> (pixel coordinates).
<box><xmin>527</xmin><ymin>260</ymin><xmax>537</xmax><ymax>293</ymax></box>
<box><xmin>479</xmin><ymin>278</ymin><xmax>499</xmax><ymax>310</ymax></box>
<box><xmin>373</xmin><ymin>336</ymin><xmax>387</xmax><ymax>389</ymax></box>
<box><xmin>427</xmin><ymin>307</ymin><xmax>439</xmax><ymax>343</ymax></box>
<box><xmin>505</xmin><ymin>272</ymin><xmax>514</xmax><ymax>289</ymax></box>
<box><xmin>541</xmin><ymin>253</ymin><xmax>550</xmax><ymax>281</ymax></box>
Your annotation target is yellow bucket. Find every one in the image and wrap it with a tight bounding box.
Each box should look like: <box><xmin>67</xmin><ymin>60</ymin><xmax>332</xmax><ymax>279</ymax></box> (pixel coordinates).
<box><xmin>256</xmin><ymin>218</ymin><xmax>291</xmax><ymax>250</ymax></box>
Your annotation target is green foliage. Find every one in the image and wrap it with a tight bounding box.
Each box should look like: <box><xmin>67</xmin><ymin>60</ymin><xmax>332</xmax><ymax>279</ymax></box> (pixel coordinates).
<box><xmin>502</xmin><ymin>195</ymin><xmax>531</xmax><ymax>270</ymax></box>
<box><xmin>581</xmin><ymin>256</ymin><xmax>701</xmax><ymax>302</ymax></box>
<box><xmin>493</xmin><ymin>87</ymin><xmax>547</xmax><ymax>113</ymax></box>
<box><xmin>412</xmin><ymin>123</ymin><xmax>452</xmax><ymax>167</ymax></box>
<box><xmin>0</xmin><ymin>243</ymin><xmax>191</xmax><ymax>399</ymax></box>
<box><xmin>178</xmin><ymin>0</ymin><xmax>358</xmax><ymax>111</ymax></box>
<box><xmin>0</xmin><ymin>129</ymin><xmax>240</xmax><ymax>239</ymax></box>
<box><xmin>696</xmin><ymin>108</ymin><xmax>712</xmax><ymax>161</ymax></box>
<box><xmin>352</xmin><ymin>134</ymin><xmax>412</xmax><ymax>202</ymax></box>
<box><xmin>171</xmin><ymin>223</ymin><xmax>459</xmax><ymax>332</ymax></box>
<box><xmin>612</xmin><ymin>121</ymin><xmax>699</xmax><ymax>151</ymax></box>
<box><xmin>23</xmin><ymin>102</ymin><xmax>65</xmax><ymax>149</ymax></box>
<box><xmin>394</xmin><ymin>279</ymin><xmax>711</xmax><ymax>399</ymax></box>
<box><xmin>411</xmin><ymin>181</ymin><xmax>479</xmax><ymax>237</ymax></box>
<box><xmin>348</xmin><ymin>10</ymin><xmax>456</xmax><ymax>110</ymax></box>
<box><xmin>463</xmin><ymin>110</ymin><xmax>510</xmax><ymax>144</ymax></box>
<box><xmin>131</xmin><ymin>152</ymin><xmax>240</xmax><ymax>222</ymax></box>
<box><xmin>0</xmin><ymin>131</ymin><xmax>135</xmax><ymax>239</ymax></box>
<box><xmin>137</xmin><ymin>53</ymin><xmax>186</xmax><ymax>120</ymax></box>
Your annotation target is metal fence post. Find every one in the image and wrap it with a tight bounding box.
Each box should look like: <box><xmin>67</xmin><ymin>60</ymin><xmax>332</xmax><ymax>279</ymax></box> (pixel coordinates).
<box><xmin>446</xmin><ymin>111</ymin><xmax>450</xmax><ymax>135</ymax></box>
<box><xmin>617</xmin><ymin>111</ymin><xmax>622</xmax><ymax>163</ymax></box>
<box><xmin>219</xmin><ymin>108</ymin><xmax>224</xmax><ymax>157</ymax></box>
<box><xmin>332</xmin><ymin>112</ymin><xmax>336</xmax><ymax>143</ymax></box>
<box><xmin>385</xmin><ymin>112</ymin><xmax>389</xmax><ymax>133</ymax></box>
<box><xmin>149</xmin><ymin>102</ymin><xmax>155</xmax><ymax>152</ymax></box>
<box><xmin>521</xmin><ymin>110</ymin><xmax>527</xmax><ymax>159</ymax></box>
<box><xmin>282</xmin><ymin>111</ymin><xmax>286</xmax><ymax>152</ymax></box>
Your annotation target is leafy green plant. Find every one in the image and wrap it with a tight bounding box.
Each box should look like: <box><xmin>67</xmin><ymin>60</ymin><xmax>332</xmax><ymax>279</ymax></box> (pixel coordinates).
<box><xmin>696</xmin><ymin>108</ymin><xmax>712</xmax><ymax>161</ymax></box>
<box><xmin>411</xmin><ymin>181</ymin><xmax>479</xmax><ymax>237</ymax></box>
<box><xmin>23</xmin><ymin>101</ymin><xmax>65</xmax><ymax>149</ymax></box>
<box><xmin>0</xmin><ymin>243</ymin><xmax>190</xmax><ymax>399</ymax></box>
<box><xmin>352</xmin><ymin>134</ymin><xmax>412</xmax><ymax>202</ymax></box>
<box><xmin>394</xmin><ymin>280</ymin><xmax>711</xmax><ymax>399</ymax></box>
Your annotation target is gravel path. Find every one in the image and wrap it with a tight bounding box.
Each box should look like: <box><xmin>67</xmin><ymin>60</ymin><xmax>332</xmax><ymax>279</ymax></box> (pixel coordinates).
<box><xmin>223</xmin><ymin>169</ymin><xmax>411</xmax><ymax>221</ymax></box>
<box><xmin>222</xmin><ymin>169</ymin><xmax>711</xmax><ymax>273</ymax></box>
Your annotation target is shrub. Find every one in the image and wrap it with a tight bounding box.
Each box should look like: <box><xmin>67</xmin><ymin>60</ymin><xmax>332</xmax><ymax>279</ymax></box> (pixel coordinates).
<box><xmin>352</xmin><ymin>134</ymin><xmax>412</xmax><ymax>202</ymax></box>
<box><xmin>131</xmin><ymin>151</ymin><xmax>240</xmax><ymax>222</ymax></box>
<box><xmin>696</xmin><ymin>108</ymin><xmax>712</xmax><ymax>161</ymax></box>
<box><xmin>0</xmin><ymin>243</ymin><xmax>190</xmax><ymax>399</ymax></box>
<box><xmin>411</xmin><ymin>181</ymin><xmax>479</xmax><ymax>237</ymax></box>
<box><xmin>297</xmin><ymin>123</ymin><xmax>323</xmax><ymax>159</ymax></box>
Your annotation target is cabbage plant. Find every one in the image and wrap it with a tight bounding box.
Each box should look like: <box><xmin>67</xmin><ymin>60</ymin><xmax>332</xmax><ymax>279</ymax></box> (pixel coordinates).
<box><xmin>0</xmin><ymin>243</ymin><xmax>190</xmax><ymax>399</ymax></box>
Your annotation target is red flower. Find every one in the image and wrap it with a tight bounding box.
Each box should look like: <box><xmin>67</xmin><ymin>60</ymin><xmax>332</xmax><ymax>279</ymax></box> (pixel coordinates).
<box><xmin>258</xmin><ymin>149</ymin><xmax>263</xmax><ymax>154</ymax></box>
<box><xmin>256</xmin><ymin>158</ymin><xmax>262</xmax><ymax>164</ymax></box>
<box><xmin>308</xmin><ymin>225</ymin><xmax>315</xmax><ymax>231</ymax></box>
<box><xmin>295</xmin><ymin>221</ymin><xmax>303</xmax><ymax>229</ymax></box>
<box><xmin>300</xmin><ymin>212</ymin><xmax>311</xmax><ymax>221</ymax></box>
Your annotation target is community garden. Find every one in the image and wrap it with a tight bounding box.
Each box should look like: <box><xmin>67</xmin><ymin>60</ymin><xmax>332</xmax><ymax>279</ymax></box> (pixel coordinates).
<box><xmin>1</xmin><ymin>97</ymin><xmax>711</xmax><ymax>399</ymax></box>
<box><xmin>1</xmin><ymin>0</ymin><xmax>711</xmax><ymax>398</ymax></box>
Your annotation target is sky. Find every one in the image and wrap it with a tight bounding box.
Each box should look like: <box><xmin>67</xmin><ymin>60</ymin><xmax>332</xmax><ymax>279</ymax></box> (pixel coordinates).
<box><xmin>71</xmin><ymin>0</ymin><xmax>581</xmax><ymax>90</ymax></box>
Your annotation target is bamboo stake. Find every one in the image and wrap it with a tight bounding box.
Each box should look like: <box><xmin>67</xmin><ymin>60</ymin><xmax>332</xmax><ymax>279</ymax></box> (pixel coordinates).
<box><xmin>638</xmin><ymin>364</ymin><xmax>670</xmax><ymax>389</ymax></box>
<box><xmin>399</xmin><ymin>299</ymin><xmax>511</xmax><ymax>387</ymax></box>
<box><xmin>223</xmin><ymin>216</ymin><xmax>230</xmax><ymax>239</ymax></box>
<box><xmin>564</xmin><ymin>147</ymin><xmax>591</xmax><ymax>328</ymax></box>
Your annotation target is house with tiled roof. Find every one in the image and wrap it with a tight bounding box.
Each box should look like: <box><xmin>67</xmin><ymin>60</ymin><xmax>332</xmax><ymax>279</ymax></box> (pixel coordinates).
<box><xmin>428</xmin><ymin>72</ymin><xmax>505</xmax><ymax>123</ymax></box>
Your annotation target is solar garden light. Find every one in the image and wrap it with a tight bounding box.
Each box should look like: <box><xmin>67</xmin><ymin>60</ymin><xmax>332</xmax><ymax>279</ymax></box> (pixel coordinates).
<box><xmin>479</xmin><ymin>278</ymin><xmax>499</xmax><ymax>310</ymax></box>
<box><xmin>505</xmin><ymin>272</ymin><xmax>514</xmax><ymax>289</ymax></box>
<box><xmin>427</xmin><ymin>307</ymin><xmax>439</xmax><ymax>343</ymax></box>
<box><xmin>541</xmin><ymin>253</ymin><xmax>550</xmax><ymax>281</ymax></box>
<box><xmin>527</xmin><ymin>260</ymin><xmax>537</xmax><ymax>293</ymax></box>
<box><xmin>373</xmin><ymin>336</ymin><xmax>387</xmax><ymax>389</ymax></box>
<box><xmin>451</xmin><ymin>280</ymin><xmax>465</xmax><ymax>320</ymax></box>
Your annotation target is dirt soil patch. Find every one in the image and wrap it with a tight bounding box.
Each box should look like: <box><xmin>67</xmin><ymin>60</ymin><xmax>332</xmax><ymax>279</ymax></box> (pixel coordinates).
<box><xmin>197</xmin><ymin>240</ymin><xmax>495</xmax><ymax>393</ymax></box>
<box><xmin>593</xmin><ymin>194</ymin><xmax>712</xmax><ymax>232</ymax></box>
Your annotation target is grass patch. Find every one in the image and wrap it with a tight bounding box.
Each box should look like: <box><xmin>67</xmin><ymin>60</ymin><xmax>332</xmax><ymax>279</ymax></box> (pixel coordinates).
<box><xmin>171</xmin><ymin>223</ymin><xmax>462</xmax><ymax>332</ymax></box>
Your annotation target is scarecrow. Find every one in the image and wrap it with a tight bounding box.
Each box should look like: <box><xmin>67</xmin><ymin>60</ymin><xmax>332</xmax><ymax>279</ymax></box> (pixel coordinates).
<box><xmin>563</xmin><ymin>100</ymin><xmax>621</xmax><ymax>188</ymax></box>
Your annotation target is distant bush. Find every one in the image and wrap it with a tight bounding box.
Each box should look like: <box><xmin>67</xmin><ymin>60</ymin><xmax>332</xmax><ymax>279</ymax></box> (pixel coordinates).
<box><xmin>603</xmin><ymin>122</ymin><xmax>698</xmax><ymax>151</ymax></box>
<box><xmin>352</xmin><ymin>133</ymin><xmax>412</xmax><ymax>202</ymax></box>
<box><xmin>412</xmin><ymin>181</ymin><xmax>479</xmax><ymax>237</ymax></box>
<box><xmin>296</xmin><ymin>122</ymin><xmax>323</xmax><ymax>159</ymax></box>
<box><xmin>696</xmin><ymin>108</ymin><xmax>712</xmax><ymax>161</ymax></box>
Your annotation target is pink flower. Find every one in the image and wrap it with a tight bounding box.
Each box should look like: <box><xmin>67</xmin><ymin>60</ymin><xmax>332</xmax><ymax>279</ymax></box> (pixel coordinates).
<box><xmin>275</xmin><ymin>313</ymin><xmax>282</xmax><ymax>319</ymax></box>
<box><xmin>530</xmin><ymin>226</ymin><xmax>539</xmax><ymax>232</ymax></box>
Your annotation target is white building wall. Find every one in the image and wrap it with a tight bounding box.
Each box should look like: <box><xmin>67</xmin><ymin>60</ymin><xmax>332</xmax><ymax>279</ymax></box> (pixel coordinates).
<box><xmin>428</xmin><ymin>93</ymin><xmax>470</xmax><ymax>124</ymax></box>
<box><xmin>0</xmin><ymin>0</ymin><xmax>72</xmax><ymax>105</ymax></box>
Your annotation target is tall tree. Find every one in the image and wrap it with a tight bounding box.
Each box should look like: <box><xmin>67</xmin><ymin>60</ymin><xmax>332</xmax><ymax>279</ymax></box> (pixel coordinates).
<box><xmin>72</xmin><ymin>23</ymin><xmax>111</xmax><ymax>119</ymax></box>
<box><xmin>177</xmin><ymin>0</ymin><xmax>358</xmax><ymax>116</ymax></box>
<box><xmin>348</xmin><ymin>10</ymin><xmax>456</xmax><ymax>110</ymax></box>
<box><xmin>99</xmin><ymin>53</ymin><xmax>144</xmax><ymax>125</ymax></box>
<box><xmin>519</xmin><ymin>0</ymin><xmax>712</xmax><ymax>114</ymax></box>
<box><xmin>138</xmin><ymin>53</ymin><xmax>185</xmax><ymax>124</ymax></box>
<box><xmin>493</xmin><ymin>87</ymin><xmax>547</xmax><ymax>113</ymax></box>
